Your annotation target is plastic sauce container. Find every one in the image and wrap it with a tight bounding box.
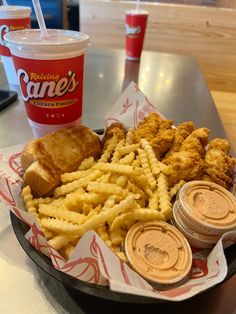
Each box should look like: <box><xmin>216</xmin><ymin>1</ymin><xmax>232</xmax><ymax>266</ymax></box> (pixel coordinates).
<box><xmin>124</xmin><ymin>221</ymin><xmax>192</xmax><ymax>288</ymax></box>
<box><xmin>172</xmin><ymin>202</ymin><xmax>221</xmax><ymax>249</ymax></box>
<box><xmin>172</xmin><ymin>181</ymin><xmax>236</xmax><ymax>248</ymax></box>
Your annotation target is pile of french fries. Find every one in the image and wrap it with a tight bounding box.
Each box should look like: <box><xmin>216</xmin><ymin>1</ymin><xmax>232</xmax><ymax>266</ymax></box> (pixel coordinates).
<box><xmin>21</xmin><ymin>127</ymin><xmax>185</xmax><ymax>260</ymax></box>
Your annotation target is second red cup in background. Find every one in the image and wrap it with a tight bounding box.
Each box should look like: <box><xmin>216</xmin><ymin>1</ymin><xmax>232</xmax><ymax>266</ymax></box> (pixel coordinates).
<box><xmin>125</xmin><ymin>10</ymin><xmax>148</xmax><ymax>60</ymax></box>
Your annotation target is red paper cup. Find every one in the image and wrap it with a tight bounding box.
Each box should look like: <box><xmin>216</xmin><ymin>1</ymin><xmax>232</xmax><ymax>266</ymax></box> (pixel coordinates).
<box><xmin>0</xmin><ymin>6</ymin><xmax>31</xmax><ymax>85</ymax></box>
<box><xmin>4</xmin><ymin>29</ymin><xmax>90</xmax><ymax>138</ymax></box>
<box><xmin>125</xmin><ymin>10</ymin><xmax>148</xmax><ymax>60</ymax></box>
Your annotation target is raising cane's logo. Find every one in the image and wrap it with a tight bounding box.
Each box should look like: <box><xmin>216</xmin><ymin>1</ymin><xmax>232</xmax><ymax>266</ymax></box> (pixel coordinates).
<box><xmin>0</xmin><ymin>24</ymin><xmax>10</xmax><ymax>46</ymax></box>
<box><xmin>125</xmin><ymin>24</ymin><xmax>141</xmax><ymax>36</ymax></box>
<box><xmin>17</xmin><ymin>69</ymin><xmax>80</xmax><ymax>102</ymax></box>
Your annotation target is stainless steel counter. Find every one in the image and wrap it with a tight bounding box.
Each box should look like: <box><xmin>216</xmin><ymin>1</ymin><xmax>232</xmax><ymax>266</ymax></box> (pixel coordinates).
<box><xmin>0</xmin><ymin>47</ymin><xmax>235</xmax><ymax>314</ymax></box>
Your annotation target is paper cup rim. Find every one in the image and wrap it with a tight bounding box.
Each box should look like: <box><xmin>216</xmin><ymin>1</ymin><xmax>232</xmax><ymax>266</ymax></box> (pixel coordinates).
<box><xmin>0</xmin><ymin>6</ymin><xmax>31</xmax><ymax>18</ymax></box>
<box><xmin>4</xmin><ymin>29</ymin><xmax>90</xmax><ymax>58</ymax></box>
<box><xmin>4</xmin><ymin>29</ymin><xmax>90</xmax><ymax>48</ymax></box>
<box><xmin>125</xmin><ymin>9</ymin><xmax>149</xmax><ymax>15</ymax></box>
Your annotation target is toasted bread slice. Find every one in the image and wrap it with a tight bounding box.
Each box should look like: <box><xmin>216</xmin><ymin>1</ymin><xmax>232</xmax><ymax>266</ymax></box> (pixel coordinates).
<box><xmin>21</xmin><ymin>125</ymin><xmax>102</xmax><ymax>196</ymax></box>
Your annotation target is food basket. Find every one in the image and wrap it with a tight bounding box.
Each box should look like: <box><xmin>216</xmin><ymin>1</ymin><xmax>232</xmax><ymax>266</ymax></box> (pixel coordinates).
<box><xmin>1</xmin><ymin>82</ymin><xmax>236</xmax><ymax>302</ymax></box>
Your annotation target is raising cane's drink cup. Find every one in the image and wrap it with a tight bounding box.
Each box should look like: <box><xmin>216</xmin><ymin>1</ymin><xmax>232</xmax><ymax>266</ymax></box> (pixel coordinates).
<box><xmin>125</xmin><ymin>10</ymin><xmax>148</xmax><ymax>60</ymax></box>
<box><xmin>4</xmin><ymin>29</ymin><xmax>90</xmax><ymax>138</ymax></box>
<box><xmin>0</xmin><ymin>6</ymin><xmax>31</xmax><ymax>85</ymax></box>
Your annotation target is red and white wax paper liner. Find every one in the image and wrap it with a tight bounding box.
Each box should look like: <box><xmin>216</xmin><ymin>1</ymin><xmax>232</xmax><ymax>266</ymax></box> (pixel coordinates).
<box><xmin>104</xmin><ymin>82</ymin><xmax>166</xmax><ymax>129</ymax></box>
<box><xmin>0</xmin><ymin>82</ymin><xmax>236</xmax><ymax>301</ymax></box>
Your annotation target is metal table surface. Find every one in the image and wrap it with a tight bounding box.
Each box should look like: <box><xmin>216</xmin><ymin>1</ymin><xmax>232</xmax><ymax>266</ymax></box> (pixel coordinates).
<box><xmin>0</xmin><ymin>47</ymin><xmax>235</xmax><ymax>314</ymax></box>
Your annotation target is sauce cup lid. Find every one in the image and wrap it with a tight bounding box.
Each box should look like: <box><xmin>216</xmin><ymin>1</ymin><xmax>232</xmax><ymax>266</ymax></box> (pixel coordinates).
<box><xmin>124</xmin><ymin>221</ymin><xmax>192</xmax><ymax>285</ymax></box>
<box><xmin>178</xmin><ymin>181</ymin><xmax>236</xmax><ymax>233</ymax></box>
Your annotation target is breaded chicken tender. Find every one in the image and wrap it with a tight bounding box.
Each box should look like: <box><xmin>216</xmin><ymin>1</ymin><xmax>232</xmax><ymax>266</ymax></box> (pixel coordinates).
<box><xmin>158</xmin><ymin>119</ymin><xmax>173</xmax><ymax>131</ymax></box>
<box><xmin>164</xmin><ymin>121</ymin><xmax>195</xmax><ymax>157</ymax></box>
<box><xmin>187</xmin><ymin>127</ymin><xmax>209</xmax><ymax>147</ymax></box>
<box><xmin>150</xmin><ymin>129</ymin><xmax>175</xmax><ymax>159</ymax></box>
<box><xmin>102</xmin><ymin>122</ymin><xmax>127</xmax><ymax>149</ymax></box>
<box><xmin>164</xmin><ymin>151</ymin><xmax>205</xmax><ymax>186</ymax></box>
<box><xmin>207</xmin><ymin>138</ymin><xmax>230</xmax><ymax>154</ymax></box>
<box><xmin>204</xmin><ymin>138</ymin><xmax>236</xmax><ymax>189</ymax></box>
<box><xmin>162</xmin><ymin>127</ymin><xmax>209</xmax><ymax>186</ymax></box>
<box><xmin>134</xmin><ymin>112</ymin><xmax>162</xmax><ymax>142</ymax></box>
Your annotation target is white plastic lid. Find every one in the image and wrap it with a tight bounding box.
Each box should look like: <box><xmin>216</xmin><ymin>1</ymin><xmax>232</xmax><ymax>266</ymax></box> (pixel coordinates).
<box><xmin>125</xmin><ymin>9</ymin><xmax>149</xmax><ymax>15</ymax></box>
<box><xmin>0</xmin><ymin>6</ymin><xmax>31</xmax><ymax>19</ymax></box>
<box><xmin>4</xmin><ymin>29</ymin><xmax>90</xmax><ymax>59</ymax></box>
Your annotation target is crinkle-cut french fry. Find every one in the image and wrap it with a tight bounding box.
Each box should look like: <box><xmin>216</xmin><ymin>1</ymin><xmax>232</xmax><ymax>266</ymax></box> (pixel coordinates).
<box><xmin>157</xmin><ymin>173</ymin><xmax>172</xmax><ymax>220</ymax></box>
<box><xmin>48</xmin><ymin>234</ymin><xmax>78</xmax><ymax>250</ymax></box>
<box><xmin>78</xmin><ymin>157</ymin><xmax>94</xmax><ymax>171</ymax></box>
<box><xmin>148</xmin><ymin>188</ymin><xmax>159</xmax><ymax>211</ymax></box>
<box><xmin>135</xmin><ymin>198</ymin><xmax>146</xmax><ymax>208</ymax></box>
<box><xmin>82</xmin><ymin>203</ymin><xmax>93</xmax><ymax>215</ymax></box>
<box><xmin>158</xmin><ymin>163</ymin><xmax>173</xmax><ymax>176</ymax></box>
<box><xmin>21</xmin><ymin>185</ymin><xmax>37</xmax><ymax>214</ymax></box>
<box><xmin>137</xmin><ymin>148</ymin><xmax>156</xmax><ymax>190</ymax></box>
<box><xmin>131</xmin><ymin>174</ymin><xmax>152</xmax><ymax>198</ymax></box>
<box><xmin>38</xmin><ymin>204</ymin><xmax>86</xmax><ymax>224</ymax></box>
<box><xmin>41</xmin><ymin>217</ymin><xmax>84</xmax><ymax>236</ymax></box>
<box><xmin>96</xmin><ymin>225</ymin><xmax>110</xmax><ymax>241</ymax></box>
<box><xmin>87</xmin><ymin>182</ymin><xmax>123</xmax><ymax>196</ymax></box>
<box><xmin>118</xmin><ymin>144</ymin><xmax>139</xmax><ymax>156</ymax></box>
<box><xmin>119</xmin><ymin>151</ymin><xmax>135</xmax><ymax>165</ymax></box>
<box><xmin>141</xmin><ymin>139</ymin><xmax>172</xmax><ymax>176</ymax></box>
<box><xmin>85</xmin><ymin>208</ymin><xmax>97</xmax><ymax>220</ymax></box>
<box><xmin>126</xmin><ymin>191</ymin><xmax>141</xmax><ymax>200</ymax></box>
<box><xmin>82</xmin><ymin>205</ymin><xmax>102</xmax><ymax>220</ymax></box>
<box><xmin>54</xmin><ymin>170</ymin><xmax>102</xmax><ymax>197</ymax></box>
<box><xmin>54</xmin><ymin>180</ymin><xmax>85</xmax><ymax>197</ymax></box>
<box><xmin>99</xmin><ymin>135</ymin><xmax>118</xmax><ymax>163</ymax></box>
<box><xmin>94</xmin><ymin>204</ymin><xmax>102</xmax><ymax>212</ymax></box>
<box><xmin>64</xmin><ymin>192</ymin><xmax>107</xmax><ymax>211</ymax></box>
<box><xmin>111</xmin><ymin>208</ymin><xmax>165</xmax><ymax>232</ymax></box>
<box><xmin>34</xmin><ymin>196</ymin><xmax>55</xmax><ymax>208</ymax></box>
<box><xmin>94</xmin><ymin>162</ymin><xmax>143</xmax><ymax>177</ymax></box>
<box><xmin>96</xmin><ymin>172</ymin><xmax>111</xmax><ymax>183</ymax></box>
<box><xmin>125</xmin><ymin>128</ymin><xmax>135</xmax><ymax>145</ymax></box>
<box><xmin>169</xmin><ymin>180</ymin><xmax>186</xmax><ymax>199</ymax></box>
<box><xmin>140</xmin><ymin>138</ymin><xmax>160</xmax><ymax>175</ymax></box>
<box><xmin>103</xmin><ymin>195</ymin><xmax>117</xmax><ymax>208</ymax></box>
<box><xmin>49</xmin><ymin>197</ymin><xmax>66</xmax><ymax>207</ymax></box>
<box><xmin>124</xmin><ymin>219</ymin><xmax>133</xmax><ymax>230</ymax></box>
<box><xmin>127</xmin><ymin>181</ymin><xmax>146</xmax><ymax>200</ymax></box>
<box><xmin>64</xmin><ymin>243</ymin><xmax>76</xmax><ymax>260</ymax></box>
<box><xmin>115</xmin><ymin>175</ymin><xmax>128</xmax><ymax>188</ymax></box>
<box><xmin>110</xmin><ymin>229</ymin><xmax>124</xmax><ymax>245</ymax></box>
<box><xmin>80</xmin><ymin>195</ymin><xmax>135</xmax><ymax>232</ymax></box>
<box><xmin>61</xmin><ymin>169</ymin><xmax>92</xmax><ymax>183</ymax></box>
<box><xmin>108</xmin><ymin>173</ymin><xmax>119</xmax><ymax>184</ymax></box>
<box><xmin>41</xmin><ymin>227</ymin><xmax>54</xmax><ymax>240</ymax></box>
<box><xmin>132</xmin><ymin>155</ymin><xmax>141</xmax><ymax>167</ymax></box>
<box><xmin>111</xmin><ymin>139</ymin><xmax>125</xmax><ymax>163</ymax></box>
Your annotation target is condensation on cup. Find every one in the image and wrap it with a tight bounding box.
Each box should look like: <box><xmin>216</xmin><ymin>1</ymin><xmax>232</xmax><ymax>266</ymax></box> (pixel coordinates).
<box><xmin>4</xmin><ymin>29</ymin><xmax>90</xmax><ymax>138</ymax></box>
<box><xmin>125</xmin><ymin>10</ymin><xmax>149</xmax><ymax>60</ymax></box>
<box><xmin>0</xmin><ymin>6</ymin><xmax>31</xmax><ymax>85</ymax></box>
